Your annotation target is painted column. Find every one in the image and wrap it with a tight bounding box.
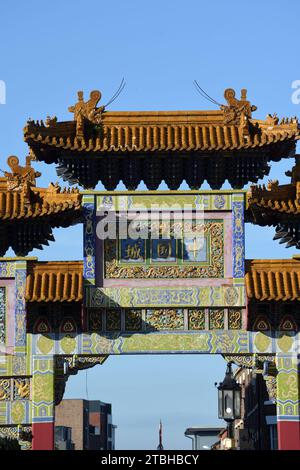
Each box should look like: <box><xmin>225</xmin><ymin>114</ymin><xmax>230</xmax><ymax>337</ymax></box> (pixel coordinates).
<box><xmin>83</xmin><ymin>195</ymin><xmax>96</xmax><ymax>287</ymax></box>
<box><xmin>31</xmin><ymin>356</ymin><xmax>55</xmax><ymax>450</ymax></box>
<box><xmin>276</xmin><ymin>354</ymin><xmax>300</xmax><ymax>450</ymax></box>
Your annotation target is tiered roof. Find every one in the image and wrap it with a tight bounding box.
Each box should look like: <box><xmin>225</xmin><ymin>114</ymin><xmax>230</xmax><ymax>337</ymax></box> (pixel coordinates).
<box><xmin>0</xmin><ymin>156</ymin><xmax>82</xmax><ymax>256</ymax></box>
<box><xmin>24</xmin><ymin>88</ymin><xmax>299</xmax><ymax>189</ymax></box>
<box><xmin>246</xmin><ymin>159</ymin><xmax>300</xmax><ymax>248</ymax></box>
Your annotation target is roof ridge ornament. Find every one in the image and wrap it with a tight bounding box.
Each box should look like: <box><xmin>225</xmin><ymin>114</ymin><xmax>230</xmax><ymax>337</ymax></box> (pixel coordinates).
<box><xmin>68</xmin><ymin>90</ymin><xmax>105</xmax><ymax>139</ymax></box>
<box><xmin>221</xmin><ymin>88</ymin><xmax>257</xmax><ymax>125</ymax></box>
<box><xmin>5</xmin><ymin>155</ymin><xmax>41</xmax><ymax>191</ymax></box>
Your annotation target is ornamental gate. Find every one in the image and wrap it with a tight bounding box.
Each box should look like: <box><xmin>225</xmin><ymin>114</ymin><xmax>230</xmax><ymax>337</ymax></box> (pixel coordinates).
<box><xmin>0</xmin><ymin>87</ymin><xmax>300</xmax><ymax>450</ymax></box>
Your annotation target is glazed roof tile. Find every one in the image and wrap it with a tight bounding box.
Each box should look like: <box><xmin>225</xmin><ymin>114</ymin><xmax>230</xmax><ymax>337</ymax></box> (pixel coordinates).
<box><xmin>25</xmin><ymin>261</ymin><xmax>83</xmax><ymax>302</ymax></box>
<box><xmin>24</xmin><ymin>113</ymin><xmax>300</xmax><ymax>154</ymax></box>
<box><xmin>25</xmin><ymin>258</ymin><xmax>300</xmax><ymax>303</ymax></box>
<box><xmin>245</xmin><ymin>258</ymin><xmax>300</xmax><ymax>301</ymax></box>
<box><xmin>24</xmin><ymin>88</ymin><xmax>300</xmax><ymax>155</ymax></box>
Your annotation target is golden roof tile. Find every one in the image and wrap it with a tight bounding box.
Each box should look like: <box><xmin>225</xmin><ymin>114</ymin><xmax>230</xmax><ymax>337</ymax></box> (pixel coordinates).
<box><xmin>245</xmin><ymin>258</ymin><xmax>300</xmax><ymax>301</ymax></box>
<box><xmin>25</xmin><ymin>261</ymin><xmax>83</xmax><ymax>302</ymax></box>
<box><xmin>0</xmin><ymin>156</ymin><xmax>81</xmax><ymax>220</ymax></box>
<box><xmin>24</xmin><ymin>257</ymin><xmax>300</xmax><ymax>303</ymax></box>
<box><xmin>24</xmin><ymin>88</ymin><xmax>300</xmax><ymax>154</ymax></box>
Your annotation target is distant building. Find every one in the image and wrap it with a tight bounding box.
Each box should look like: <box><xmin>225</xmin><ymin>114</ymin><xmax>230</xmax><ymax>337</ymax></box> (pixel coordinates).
<box><xmin>55</xmin><ymin>426</ymin><xmax>74</xmax><ymax>450</ymax></box>
<box><xmin>55</xmin><ymin>399</ymin><xmax>116</xmax><ymax>450</ymax></box>
<box><xmin>184</xmin><ymin>427</ymin><xmax>223</xmax><ymax>450</ymax></box>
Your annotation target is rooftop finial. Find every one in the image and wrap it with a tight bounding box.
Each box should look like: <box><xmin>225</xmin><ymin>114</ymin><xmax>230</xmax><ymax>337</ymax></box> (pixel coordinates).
<box><xmin>5</xmin><ymin>155</ymin><xmax>41</xmax><ymax>191</ymax></box>
<box><xmin>221</xmin><ymin>88</ymin><xmax>257</xmax><ymax>124</ymax></box>
<box><xmin>68</xmin><ymin>90</ymin><xmax>105</xmax><ymax>124</ymax></box>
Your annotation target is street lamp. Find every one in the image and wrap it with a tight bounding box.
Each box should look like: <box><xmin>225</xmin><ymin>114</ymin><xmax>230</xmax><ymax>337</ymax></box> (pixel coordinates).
<box><xmin>217</xmin><ymin>362</ymin><xmax>241</xmax><ymax>442</ymax></box>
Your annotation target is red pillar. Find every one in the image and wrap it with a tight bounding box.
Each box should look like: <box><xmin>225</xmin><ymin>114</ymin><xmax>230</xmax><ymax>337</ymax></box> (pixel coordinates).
<box><xmin>32</xmin><ymin>422</ymin><xmax>54</xmax><ymax>450</ymax></box>
<box><xmin>277</xmin><ymin>421</ymin><xmax>300</xmax><ymax>450</ymax></box>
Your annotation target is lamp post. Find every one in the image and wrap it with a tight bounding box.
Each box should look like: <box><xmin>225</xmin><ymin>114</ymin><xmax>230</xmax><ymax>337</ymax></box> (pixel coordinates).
<box><xmin>217</xmin><ymin>362</ymin><xmax>241</xmax><ymax>449</ymax></box>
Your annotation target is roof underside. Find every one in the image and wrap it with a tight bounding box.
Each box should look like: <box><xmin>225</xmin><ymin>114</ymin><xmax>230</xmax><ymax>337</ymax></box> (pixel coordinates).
<box><xmin>246</xmin><ymin>162</ymin><xmax>300</xmax><ymax>249</ymax></box>
<box><xmin>0</xmin><ymin>173</ymin><xmax>82</xmax><ymax>256</ymax></box>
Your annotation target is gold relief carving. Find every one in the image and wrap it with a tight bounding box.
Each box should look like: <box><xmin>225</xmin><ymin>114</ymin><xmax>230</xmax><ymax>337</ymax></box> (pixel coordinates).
<box><xmin>277</xmin><ymin>333</ymin><xmax>293</xmax><ymax>353</ymax></box>
<box><xmin>36</xmin><ymin>321</ymin><xmax>50</xmax><ymax>333</ymax></box>
<box><xmin>125</xmin><ymin>310</ymin><xmax>142</xmax><ymax>331</ymax></box>
<box><xmin>88</xmin><ymin>309</ymin><xmax>103</xmax><ymax>332</ymax></box>
<box><xmin>188</xmin><ymin>309</ymin><xmax>206</xmax><ymax>330</ymax></box>
<box><xmin>11</xmin><ymin>402</ymin><xmax>25</xmax><ymax>424</ymax></box>
<box><xmin>224</xmin><ymin>287</ymin><xmax>239</xmax><ymax>306</ymax></box>
<box><xmin>61</xmin><ymin>335</ymin><xmax>76</xmax><ymax>354</ymax></box>
<box><xmin>13</xmin><ymin>378</ymin><xmax>30</xmax><ymax>400</ymax></box>
<box><xmin>106</xmin><ymin>309</ymin><xmax>121</xmax><ymax>331</ymax></box>
<box><xmin>157</xmin><ymin>242</ymin><xmax>171</xmax><ymax>258</ymax></box>
<box><xmin>123</xmin><ymin>242</ymin><xmax>144</xmax><ymax>261</ymax></box>
<box><xmin>254</xmin><ymin>332</ymin><xmax>271</xmax><ymax>352</ymax></box>
<box><xmin>146</xmin><ymin>309</ymin><xmax>184</xmax><ymax>330</ymax></box>
<box><xmin>209</xmin><ymin>309</ymin><xmax>225</xmax><ymax>329</ymax></box>
<box><xmin>279</xmin><ymin>316</ymin><xmax>297</xmax><ymax>331</ymax></box>
<box><xmin>224</xmin><ymin>354</ymin><xmax>276</xmax><ymax>369</ymax></box>
<box><xmin>253</xmin><ymin>316</ymin><xmax>271</xmax><ymax>331</ymax></box>
<box><xmin>0</xmin><ymin>379</ymin><xmax>10</xmax><ymax>400</ymax></box>
<box><xmin>265</xmin><ymin>376</ymin><xmax>277</xmax><ymax>402</ymax></box>
<box><xmin>228</xmin><ymin>309</ymin><xmax>242</xmax><ymax>329</ymax></box>
<box><xmin>104</xmin><ymin>222</ymin><xmax>223</xmax><ymax>279</ymax></box>
<box><xmin>61</xmin><ymin>319</ymin><xmax>76</xmax><ymax>333</ymax></box>
<box><xmin>224</xmin><ymin>355</ymin><xmax>255</xmax><ymax>368</ymax></box>
<box><xmin>37</xmin><ymin>334</ymin><xmax>54</xmax><ymax>354</ymax></box>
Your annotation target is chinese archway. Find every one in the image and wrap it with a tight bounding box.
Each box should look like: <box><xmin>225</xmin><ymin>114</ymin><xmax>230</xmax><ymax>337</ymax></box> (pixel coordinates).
<box><xmin>0</xmin><ymin>88</ymin><xmax>299</xmax><ymax>450</ymax></box>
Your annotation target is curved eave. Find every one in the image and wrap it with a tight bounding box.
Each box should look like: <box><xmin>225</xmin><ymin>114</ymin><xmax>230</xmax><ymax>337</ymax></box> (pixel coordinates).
<box><xmin>24</xmin><ymin>119</ymin><xmax>299</xmax><ymax>155</ymax></box>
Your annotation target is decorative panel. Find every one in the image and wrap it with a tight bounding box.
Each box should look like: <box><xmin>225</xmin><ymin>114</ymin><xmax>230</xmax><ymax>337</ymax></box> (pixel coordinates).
<box><xmin>209</xmin><ymin>309</ymin><xmax>225</xmax><ymax>329</ymax></box>
<box><xmin>105</xmin><ymin>309</ymin><xmax>121</xmax><ymax>331</ymax></box>
<box><xmin>146</xmin><ymin>309</ymin><xmax>184</xmax><ymax>330</ymax></box>
<box><xmin>104</xmin><ymin>220</ymin><xmax>224</xmax><ymax>279</ymax></box>
<box><xmin>125</xmin><ymin>310</ymin><xmax>143</xmax><ymax>331</ymax></box>
<box><xmin>0</xmin><ymin>287</ymin><xmax>6</xmax><ymax>344</ymax></box>
<box><xmin>228</xmin><ymin>308</ymin><xmax>242</xmax><ymax>329</ymax></box>
<box><xmin>188</xmin><ymin>309</ymin><xmax>206</xmax><ymax>330</ymax></box>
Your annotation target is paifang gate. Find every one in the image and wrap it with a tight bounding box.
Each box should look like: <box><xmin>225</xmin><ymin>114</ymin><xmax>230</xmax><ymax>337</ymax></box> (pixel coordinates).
<box><xmin>0</xmin><ymin>87</ymin><xmax>300</xmax><ymax>450</ymax></box>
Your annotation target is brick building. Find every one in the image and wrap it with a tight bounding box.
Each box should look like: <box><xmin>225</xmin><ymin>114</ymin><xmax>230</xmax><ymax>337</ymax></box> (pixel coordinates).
<box><xmin>214</xmin><ymin>367</ymin><xmax>277</xmax><ymax>450</ymax></box>
<box><xmin>55</xmin><ymin>399</ymin><xmax>116</xmax><ymax>450</ymax></box>
<box><xmin>233</xmin><ymin>367</ymin><xmax>277</xmax><ymax>450</ymax></box>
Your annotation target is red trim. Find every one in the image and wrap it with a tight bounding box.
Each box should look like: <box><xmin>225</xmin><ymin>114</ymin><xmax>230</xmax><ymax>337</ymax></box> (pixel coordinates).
<box><xmin>278</xmin><ymin>421</ymin><xmax>300</xmax><ymax>450</ymax></box>
<box><xmin>32</xmin><ymin>422</ymin><xmax>54</xmax><ymax>450</ymax></box>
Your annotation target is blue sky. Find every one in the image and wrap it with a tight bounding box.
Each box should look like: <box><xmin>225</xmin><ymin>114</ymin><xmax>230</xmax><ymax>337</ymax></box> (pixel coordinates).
<box><xmin>1</xmin><ymin>0</ymin><xmax>300</xmax><ymax>449</ymax></box>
